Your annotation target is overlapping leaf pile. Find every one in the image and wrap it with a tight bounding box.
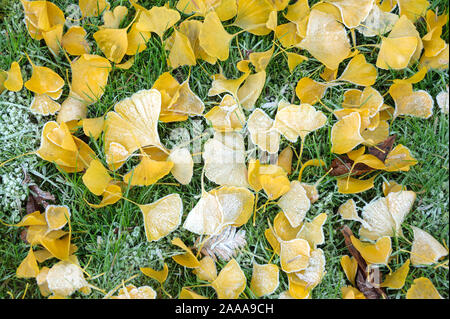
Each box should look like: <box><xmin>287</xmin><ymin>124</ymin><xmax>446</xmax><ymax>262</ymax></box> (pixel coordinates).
<box><xmin>1</xmin><ymin>0</ymin><xmax>449</xmax><ymax>299</ymax></box>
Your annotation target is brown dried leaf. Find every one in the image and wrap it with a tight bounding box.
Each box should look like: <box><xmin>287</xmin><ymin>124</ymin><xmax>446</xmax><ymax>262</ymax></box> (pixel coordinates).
<box><xmin>329</xmin><ymin>155</ymin><xmax>373</xmax><ymax>176</ymax></box>
<box><xmin>367</xmin><ymin>135</ymin><xmax>396</xmax><ymax>162</ymax></box>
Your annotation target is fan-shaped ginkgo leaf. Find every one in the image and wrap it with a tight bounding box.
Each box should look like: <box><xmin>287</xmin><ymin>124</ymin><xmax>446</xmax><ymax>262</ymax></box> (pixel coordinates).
<box><xmin>397</xmin><ymin>0</ymin><xmax>429</xmax><ymax>22</ymax></box>
<box><xmin>250</xmin><ymin>263</ymin><xmax>279</xmax><ymax>297</ymax></box>
<box><xmin>297</xmin><ymin>213</ymin><xmax>327</xmax><ymax>248</ymax></box>
<box><xmin>79</xmin><ymin>0</ymin><xmax>110</xmax><ymax>17</ymax></box>
<box><xmin>340</xmin><ymin>255</ymin><xmax>358</xmax><ymax>286</ymax></box>
<box><xmin>93</xmin><ymin>27</ymin><xmax>128</xmax><ymax>63</ymax></box>
<box><xmin>234</xmin><ymin>0</ymin><xmax>274</xmax><ymax>36</ymax></box>
<box><xmin>104</xmin><ymin>89</ymin><xmax>164</xmax><ymax>170</ymax></box>
<box><xmin>102</xmin><ymin>5</ymin><xmax>128</xmax><ymax>29</ymax></box>
<box><xmin>167</xmin><ymin>30</ymin><xmax>197</xmax><ymax>68</ymax></box>
<box><xmin>193</xmin><ymin>256</ymin><xmax>217</xmax><ymax>282</ymax></box>
<box><xmin>278</xmin><ymin>181</ymin><xmax>311</xmax><ymax>228</ymax></box>
<box><xmin>280</xmin><ymin>238</ymin><xmax>311</xmax><ymax>273</ymax></box>
<box><xmin>136</xmin><ymin>6</ymin><xmax>180</xmax><ymax>38</ymax></box>
<box><xmin>331</xmin><ymin>112</ymin><xmax>365</xmax><ymax>154</ymax></box>
<box><xmin>25</xmin><ymin>58</ymin><xmax>64</xmax><ymax>96</ymax></box>
<box><xmin>3</xmin><ymin>62</ymin><xmax>23</xmax><ymax>92</ymax></box>
<box><xmin>410</xmin><ymin>227</ymin><xmax>448</xmax><ymax>266</ymax></box>
<box><xmin>171</xmin><ymin>237</ymin><xmax>200</xmax><ymax>268</ymax></box>
<box><xmin>138</xmin><ymin>194</ymin><xmax>183</xmax><ymax>242</ymax></box>
<box><xmin>293</xmin><ymin>248</ymin><xmax>326</xmax><ymax>288</ymax></box>
<box><xmin>205</xmin><ymin>94</ymin><xmax>245</xmax><ymax>132</ymax></box>
<box><xmin>325</xmin><ymin>0</ymin><xmax>374</xmax><ymax>28</ymax></box>
<box><xmin>389</xmin><ymin>83</ymin><xmax>434</xmax><ymax>119</ymax></box>
<box><xmin>274</xmin><ymin>103</ymin><xmax>327</xmax><ymax>142</ymax></box>
<box><xmin>16</xmin><ymin>248</ymin><xmax>40</xmax><ymax>278</ymax></box>
<box><xmin>338</xmin><ymin>54</ymin><xmax>377</xmax><ymax>86</ymax></box>
<box><xmin>247</xmin><ymin>108</ymin><xmax>280</xmax><ymax>154</ymax></box>
<box><xmin>123</xmin><ymin>156</ymin><xmax>173</xmax><ymax>186</ymax></box>
<box><xmin>381</xmin><ymin>259</ymin><xmax>410</xmax><ymax>289</ymax></box>
<box><xmin>357</xmin><ymin>4</ymin><xmax>399</xmax><ymax>37</ymax></box>
<box><xmin>295</xmin><ymin>78</ymin><xmax>328</xmax><ymax>106</ymax></box>
<box><xmin>199</xmin><ymin>11</ymin><xmax>233</xmax><ymax>61</ymax></box>
<box><xmin>406</xmin><ymin>277</ymin><xmax>442</xmax><ymax>299</ymax></box>
<box><xmin>30</xmin><ymin>94</ymin><xmax>61</xmax><ymax>115</ymax></box>
<box><xmin>211</xmin><ymin>258</ymin><xmax>246</xmax><ymax>299</ymax></box>
<box><xmin>140</xmin><ymin>263</ymin><xmax>169</xmax><ymax>284</ymax></box>
<box><xmin>202</xmin><ymin>132</ymin><xmax>248</xmax><ymax>187</ymax></box>
<box><xmin>82</xmin><ymin>159</ymin><xmax>111</xmax><ymax>196</ymax></box>
<box><xmin>273</xmin><ymin>211</ymin><xmax>303</xmax><ymax>241</ymax></box>
<box><xmin>45</xmin><ymin>205</ymin><xmax>70</xmax><ymax>231</ymax></box>
<box><xmin>350</xmin><ymin>235</ymin><xmax>392</xmax><ymax>265</ymax></box>
<box><xmin>299</xmin><ymin>9</ymin><xmax>351</xmax><ymax>70</ymax></box>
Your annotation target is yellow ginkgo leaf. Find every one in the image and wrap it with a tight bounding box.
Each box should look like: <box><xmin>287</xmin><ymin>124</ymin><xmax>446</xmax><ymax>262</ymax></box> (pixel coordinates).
<box><xmin>397</xmin><ymin>0</ymin><xmax>429</xmax><ymax>22</ymax></box>
<box><xmin>126</xmin><ymin>23</ymin><xmax>151</xmax><ymax>55</ymax></box>
<box><xmin>357</xmin><ymin>3</ymin><xmax>399</xmax><ymax>37</ymax></box>
<box><xmin>337</xmin><ymin>175</ymin><xmax>376</xmax><ymax>194</ymax></box>
<box><xmin>389</xmin><ymin>83</ymin><xmax>433</xmax><ymax>119</ymax></box>
<box><xmin>359</xmin><ymin>190</ymin><xmax>416</xmax><ymax>240</ymax></box>
<box><xmin>21</xmin><ymin>0</ymin><xmax>65</xmax><ymax>39</ymax></box>
<box><xmin>410</xmin><ymin>226</ymin><xmax>448</xmax><ymax>266</ymax></box>
<box><xmin>278</xmin><ymin>181</ymin><xmax>311</xmax><ymax>228</ymax></box>
<box><xmin>280</xmin><ymin>238</ymin><xmax>311</xmax><ymax>273</ymax></box>
<box><xmin>82</xmin><ymin>159</ymin><xmax>111</xmax><ymax>196</ymax></box>
<box><xmin>12</xmin><ymin>211</ymin><xmax>46</xmax><ymax>227</ymax></box>
<box><xmin>79</xmin><ymin>0</ymin><xmax>110</xmax><ymax>17</ymax></box>
<box><xmin>297</xmin><ymin>213</ymin><xmax>327</xmax><ymax>248</ymax></box>
<box><xmin>81</xmin><ymin>117</ymin><xmax>105</xmax><ymax>140</ymax></box>
<box><xmin>45</xmin><ymin>205</ymin><xmax>70</xmax><ymax>231</ymax></box>
<box><xmin>295</xmin><ymin>78</ymin><xmax>328</xmax><ymax>106</ymax></box>
<box><xmin>273</xmin><ymin>211</ymin><xmax>303</xmax><ymax>241</ymax></box>
<box><xmin>393</xmin><ymin>66</ymin><xmax>428</xmax><ymax>84</ymax></box>
<box><xmin>340</xmin><ymin>255</ymin><xmax>358</xmax><ymax>286</ymax></box>
<box><xmin>25</xmin><ymin>57</ymin><xmax>64</xmax><ymax>96</ymax></box>
<box><xmin>205</xmin><ymin>94</ymin><xmax>245</xmax><ymax>132</ymax></box>
<box><xmin>183</xmin><ymin>186</ymin><xmax>254</xmax><ymax>235</ymax></box>
<box><xmin>249</xmin><ymin>46</ymin><xmax>274</xmax><ymax>72</ymax></box>
<box><xmin>93</xmin><ymin>27</ymin><xmax>128</xmax><ymax>63</ymax></box>
<box><xmin>211</xmin><ymin>258</ymin><xmax>246</xmax><ymax>299</ymax></box>
<box><xmin>42</xmin><ymin>23</ymin><xmax>63</xmax><ymax>56</ymax></box>
<box><xmin>384</xmin><ymin>144</ymin><xmax>418</xmax><ymax>172</ymax></box>
<box><xmin>274</xmin><ymin>103</ymin><xmax>327</xmax><ymax>142</ymax></box>
<box><xmin>292</xmin><ymin>248</ymin><xmax>326</xmax><ymax>288</ymax></box>
<box><xmin>265</xmin><ymin>227</ymin><xmax>281</xmax><ymax>255</ymax></box>
<box><xmin>167</xmin><ymin>30</ymin><xmax>196</xmax><ymax>68</ymax></box>
<box><xmin>301</xmin><ymin>183</ymin><xmax>320</xmax><ymax>204</ymax></box>
<box><xmin>171</xmin><ymin>237</ymin><xmax>200</xmax><ymax>268</ymax></box>
<box><xmin>285</xmin><ymin>0</ymin><xmax>310</xmax><ymax>23</ymax></box>
<box><xmin>102</xmin><ymin>5</ymin><xmax>128</xmax><ymax>29</ymax></box>
<box><xmin>341</xmin><ymin>286</ymin><xmax>366</xmax><ymax>299</ymax></box>
<box><xmin>237</xmin><ymin>71</ymin><xmax>266</xmax><ymax>110</ymax></box>
<box><xmin>3</xmin><ymin>62</ymin><xmax>23</xmax><ymax>92</ymax></box>
<box><xmin>419</xmin><ymin>43</ymin><xmax>449</xmax><ymax>70</ymax></box>
<box><xmin>86</xmin><ymin>183</ymin><xmax>122</xmax><ymax>208</ymax></box>
<box><xmin>192</xmin><ymin>256</ymin><xmax>217</xmax><ymax>282</ymax></box>
<box><xmin>199</xmin><ymin>11</ymin><xmax>234</xmax><ymax>61</ymax></box>
<box><xmin>406</xmin><ymin>277</ymin><xmax>443</xmax><ymax>299</ymax></box>
<box><xmin>381</xmin><ymin>259</ymin><xmax>410</xmax><ymax>289</ymax></box>
<box><xmin>140</xmin><ymin>263</ymin><xmax>169</xmax><ymax>284</ymax></box>
<box><xmin>331</xmin><ymin>112</ymin><xmax>365</xmax><ymax>154</ymax></box>
<box><xmin>288</xmin><ymin>274</ymin><xmax>311</xmax><ymax>299</ymax></box>
<box><xmin>208</xmin><ymin>71</ymin><xmax>249</xmax><ymax>98</ymax></box>
<box><xmin>259</xmin><ymin>168</ymin><xmax>291</xmax><ymax>200</ymax></box>
<box><xmin>139</xmin><ymin>194</ymin><xmax>183</xmax><ymax>242</ymax></box>
<box><xmin>36</xmin><ymin>121</ymin><xmax>95</xmax><ymax>172</ymax></box>
<box><xmin>46</xmin><ymin>258</ymin><xmax>90</xmax><ymax>297</ymax></box>
<box><xmin>247</xmin><ymin>108</ymin><xmax>280</xmax><ymax>154</ymax></box>
<box><xmin>30</xmin><ymin>94</ymin><xmax>61</xmax><ymax>115</ymax></box>
<box><xmin>436</xmin><ymin>86</ymin><xmax>449</xmax><ymax>114</ymax></box>
<box><xmin>277</xmin><ymin>146</ymin><xmax>293</xmax><ymax>174</ymax></box>
<box><xmin>382</xmin><ymin>180</ymin><xmax>405</xmax><ymax>196</ymax></box>
<box><xmin>299</xmin><ymin>9</ymin><xmax>351</xmax><ymax>70</ymax></box>
<box><xmin>250</xmin><ymin>263</ymin><xmax>279</xmax><ymax>297</ymax></box>
<box><xmin>104</xmin><ymin>89</ymin><xmax>164</xmax><ymax>170</ymax></box>
<box><xmin>234</xmin><ymin>0</ymin><xmax>274</xmax><ymax>36</ymax></box>
<box><xmin>274</xmin><ymin>23</ymin><xmax>302</xmax><ymax>48</ymax></box>
<box><xmin>36</xmin><ymin>267</ymin><xmax>51</xmax><ymax>297</ymax></box>
<box><xmin>113</xmin><ymin>285</ymin><xmax>156</xmax><ymax>299</ymax></box>
<box><xmin>168</xmin><ymin>79</ymin><xmax>205</xmax><ymax>116</ymax></box>
<box><xmin>338</xmin><ymin>54</ymin><xmax>377</xmax><ymax>86</ymax></box>
<box><xmin>350</xmin><ymin>235</ymin><xmax>392</xmax><ymax>265</ymax></box>
<box><xmin>338</xmin><ymin>199</ymin><xmax>366</xmax><ymax>227</ymax></box>
<box><xmin>286</xmin><ymin>53</ymin><xmax>308</xmax><ymax>73</ymax></box>
<box><xmin>203</xmin><ymin>132</ymin><xmax>248</xmax><ymax>187</ymax></box>
<box><xmin>61</xmin><ymin>26</ymin><xmax>90</xmax><ymax>55</ymax></box>
<box><xmin>298</xmin><ymin>158</ymin><xmax>326</xmax><ymax>183</ymax></box>
<box><xmin>325</xmin><ymin>0</ymin><xmax>374</xmax><ymax>28</ymax></box>
<box><xmin>123</xmin><ymin>156</ymin><xmax>173</xmax><ymax>186</ymax></box>
<box><xmin>40</xmin><ymin>232</ymin><xmax>71</xmax><ymax>261</ymax></box>
<box><xmin>136</xmin><ymin>5</ymin><xmax>180</xmax><ymax>38</ymax></box>
<box><xmin>179</xmin><ymin>287</ymin><xmax>208</xmax><ymax>299</ymax></box>
<box><xmin>16</xmin><ymin>248</ymin><xmax>40</xmax><ymax>278</ymax></box>
<box><xmin>167</xmin><ymin>147</ymin><xmax>193</xmax><ymax>185</ymax></box>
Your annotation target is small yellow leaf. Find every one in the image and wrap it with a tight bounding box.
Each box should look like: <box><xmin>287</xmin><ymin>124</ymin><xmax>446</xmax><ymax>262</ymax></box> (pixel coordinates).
<box><xmin>140</xmin><ymin>263</ymin><xmax>169</xmax><ymax>284</ymax></box>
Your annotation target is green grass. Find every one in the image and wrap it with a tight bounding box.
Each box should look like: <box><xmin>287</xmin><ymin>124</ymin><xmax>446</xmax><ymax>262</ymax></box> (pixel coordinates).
<box><xmin>0</xmin><ymin>0</ymin><xmax>448</xmax><ymax>299</ymax></box>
